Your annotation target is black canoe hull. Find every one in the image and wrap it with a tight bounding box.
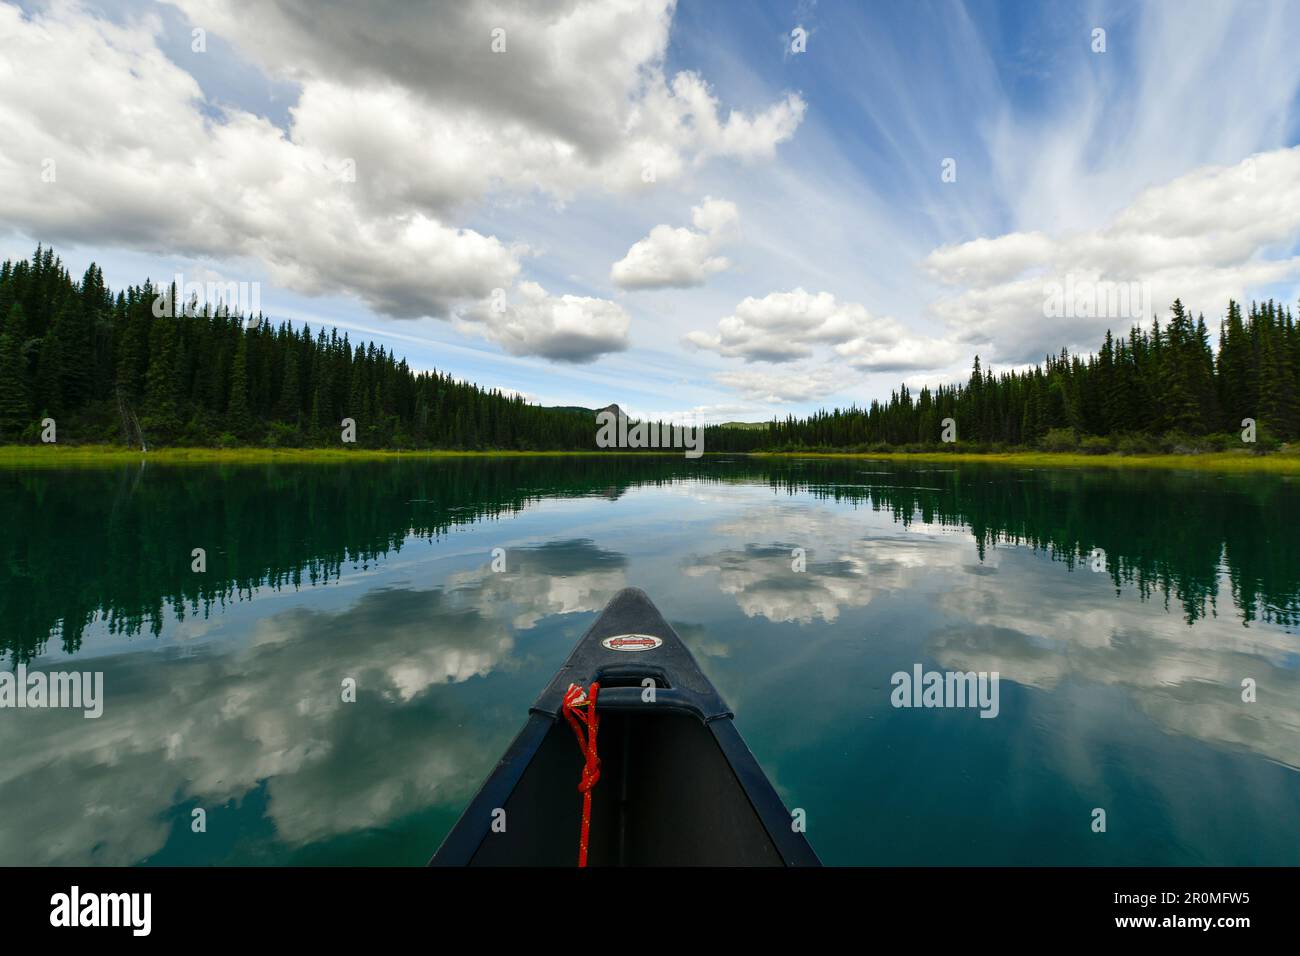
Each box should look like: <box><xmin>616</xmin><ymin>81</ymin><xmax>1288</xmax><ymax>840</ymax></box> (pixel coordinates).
<box><xmin>430</xmin><ymin>588</ymin><xmax>819</xmax><ymax>866</ymax></box>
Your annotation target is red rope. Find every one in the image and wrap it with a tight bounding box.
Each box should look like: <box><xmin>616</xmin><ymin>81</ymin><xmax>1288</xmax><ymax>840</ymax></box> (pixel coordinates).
<box><xmin>560</xmin><ymin>681</ymin><xmax>601</xmax><ymax>867</ymax></box>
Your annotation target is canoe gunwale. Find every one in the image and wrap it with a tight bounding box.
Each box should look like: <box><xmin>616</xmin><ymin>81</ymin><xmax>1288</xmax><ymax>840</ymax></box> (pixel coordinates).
<box><xmin>428</xmin><ymin>713</ymin><xmax>553</xmax><ymax>867</ymax></box>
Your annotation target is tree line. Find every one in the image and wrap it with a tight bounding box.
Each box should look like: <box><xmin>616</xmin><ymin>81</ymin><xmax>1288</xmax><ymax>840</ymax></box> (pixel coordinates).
<box><xmin>0</xmin><ymin>247</ymin><xmax>604</xmax><ymax>449</ymax></box>
<box><xmin>1</xmin><ymin>247</ymin><xmax>1297</xmax><ymax>452</ymax></box>
<box><xmin>708</xmin><ymin>298</ymin><xmax>1300</xmax><ymax>453</ymax></box>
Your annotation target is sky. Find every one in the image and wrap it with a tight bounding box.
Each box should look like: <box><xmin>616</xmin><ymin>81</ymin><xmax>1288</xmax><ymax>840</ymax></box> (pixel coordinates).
<box><xmin>3</xmin><ymin>0</ymin><xmax>1300</xmax><ymax>423</ymax></box>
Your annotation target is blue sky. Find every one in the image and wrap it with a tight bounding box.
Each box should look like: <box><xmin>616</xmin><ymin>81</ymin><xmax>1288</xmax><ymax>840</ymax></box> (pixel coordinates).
<box><xmin>4</xmin><ymin>0</ymin><xmax>1300</xmax><ymax>421</ymax></box>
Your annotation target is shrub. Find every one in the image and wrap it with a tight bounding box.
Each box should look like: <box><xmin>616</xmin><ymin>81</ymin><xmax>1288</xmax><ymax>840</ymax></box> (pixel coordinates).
<box><xmin>1079</xmin><ymin>435</ymin><xmax>1113</xmax><ymax>455</ymax></box>
<box><xmin>1250</xmin><ymin>423</ymin><xmax>1282</xmax><ymax>454</ymax></box>
<box><xmin>1041</xmin><ymin>427</ymin><xmax>1078</xmax><ymax>452</ymax></box>
<box><xmin>1115</xmin><ymin>433</ymin><xmax>1159</xmax><ymax>456</ymax></box>
<box><xmin>265</xmin><ymin>422</ymin><xmax>301</xmax><ymax>448</ymax></box>
<box><xmin>1156</xmin><ymin>430</ymin><xmax>1197</xmax><ymax>454</ymax></box>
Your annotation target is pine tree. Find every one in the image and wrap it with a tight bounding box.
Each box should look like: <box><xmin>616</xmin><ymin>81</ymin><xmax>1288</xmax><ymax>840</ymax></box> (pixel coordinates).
<box><xmin>34</xmin><ymin>309</ymin><xmax>65</xmax><ymax>416</ymax></box>
<box><xmin>143</xmin><ymin>312</ymin><xmax>182</xmax><ymax>440</ymax></box>
<box><xmin>226</xmin><ymin>331</ymin><xmax>252</xmax><ymax>438</ymax></box>
<box><xmin>1160</xmin><ymin>300</ymin><xmax>1200</xmax><ymax>432</ymax></box>
<box><xmin>115</xmin><ymin>287</ymin><xmax>152</xmax><ymax>404</ymax></box>
<box><xmin>276</xmin><ymin>340</ymin><xmax>301</xmax><ymax>425</ymax></box>
<box><xmin>1218</xmin><ymin>301</ymin><xmax>1250</xmax><ymax>430</ymax></box>
<box><xmin>0</xmin><ymin>307</ymin><xmax>31</xmax><ymax>437</ymax></box>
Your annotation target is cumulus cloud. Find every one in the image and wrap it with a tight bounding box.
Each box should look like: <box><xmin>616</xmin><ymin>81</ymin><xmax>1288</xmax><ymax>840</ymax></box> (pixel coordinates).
<box><xmin>169</xmin><ymin>0</ymin><xmax>803</xmax><ymax>176</ymax></box>
<box><xmin>925</xmin><ymin>232</ymin><xmax>1057</xmax><ymax>287</ymax></box>
<box><xmin>686</xmin><ymin>289</ymin><xmax>872</xmax><ymax>362</ymax></box>
<box><xmin>0</xmin><ymin>0</ymin><xmax>804</xmax><ymax>358</ymax></box>
<box><xmin>456</xmin><ymin>281</ymin><xmax>630</xmax><ymax>363</ymax></box>
<box><xmin>687</xmin><ymin>288</ymin><xmax>955</xmax><ymax>372</ymax></box>
<box><xmin>924</xmin><ymin>147</ymin><xmax>1300</xmax><ymax>362</ymax></box>
<box><xmin>611</xmin><ymin>197</ymin><xmax>738</xmax><ymax>289</ymax></box>
<box><xmin>0</xmin><ymin>3</ymin><xmax>519</xmax><ymax>319</ymax></box>
<box><xmin>167</xmin><ymin>0</ymin><xmax>805</xmax><ymax>199</ymax></box>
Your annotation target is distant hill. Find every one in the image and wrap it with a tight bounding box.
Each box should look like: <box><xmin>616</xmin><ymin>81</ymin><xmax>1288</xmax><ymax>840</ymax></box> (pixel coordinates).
<box><xmin>546</xmin><ymin>404</ymin><xmax>624</xmax><ymax>418</ymax></box>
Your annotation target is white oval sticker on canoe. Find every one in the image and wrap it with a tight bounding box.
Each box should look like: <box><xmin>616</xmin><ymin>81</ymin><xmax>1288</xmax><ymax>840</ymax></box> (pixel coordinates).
<box><xmin>601</xmin><ymin>634</ymin><xmax>663</xmax><ymax>652</ymax></box>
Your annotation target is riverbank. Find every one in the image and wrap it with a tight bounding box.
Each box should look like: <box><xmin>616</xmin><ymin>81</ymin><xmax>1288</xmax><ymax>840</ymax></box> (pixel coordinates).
<box><xmin>0</xmin><ymin>445</ymin><xmax>693</xmax><ymax>467</ymax></box>
<box><xmin>752</xmin><ymin>448</ymin><xmax>1300</xmax><ymax>473</ymax></box>
<box><xmin>3</xmin><ymin>444</ymin><xmax>1300</xmax><ymax>473</ymax></box>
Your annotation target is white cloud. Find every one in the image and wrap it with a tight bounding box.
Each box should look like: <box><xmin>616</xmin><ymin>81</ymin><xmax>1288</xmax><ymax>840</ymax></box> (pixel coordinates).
<box><xmin>983</xmin><ymin>2</ymin><xmax>1300</xmax><ymax>239</ymax></box>
<box><xmin>687</xmin><ymin>287</ymin><xmax>954</xmax><ymax>373</ymax></box>
<box><xmin>714</xmin><ymin>364</ymin><xmax>844</xmax><ymax>403</ymax></box>
<box><xmin>0</xmin><ymin>3</ymin><xmax>519</xmax><ymax>319</ymax></box>
<box><xmin>0</xmin><ymin>0</ymin><xmax>803</xmax><ymax>361</ymax></box>
<box><xmin>834</xmin><ymin>333</ymin><xmax>965</xmax><ymax>373</ymax></box>
<box><xmin>925</xmin><ymin>233</ymin><xmax>1056</xmax><ymax>287</ymax></box>
<box><xmin>925</xmin><ymin>147</ymin><xmax>1300</xmax><ymax>362</ymax></box>
<box><xmin>456</xmin><ymin>281</ymin><xmax>630</xmax><ymax>363</ymax></box>
<box><xmin>686</xmin><ymin>289</ymin><xmax>871</xmax><ymax>362</ymax></box>
<box><xmin>669</xmin><ymin>402</ymin><xmax>763</xmax><ymax>424</ymax></box>
<box><xmin>611</xmin><ymin>197</ymin><xmax>739</xmax><ymax>289</ymax></box>
<box><xmin>169</xmin><ymin>0</ymin><xmax>805</xmax><ymax>202</ymax></box>
<box><xmin>665</xmin><ymin>71</ymin><xmax>806</xmax><ymax>163</ymax></box>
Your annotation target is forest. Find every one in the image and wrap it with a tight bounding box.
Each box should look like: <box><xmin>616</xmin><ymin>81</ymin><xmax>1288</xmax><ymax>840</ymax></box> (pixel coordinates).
<box><xmin>709</xmin><ymin>298</ymin><xmax>1300</xmax><ymax>454</ymax></box>
<box><xmin>1</xmin><ymin>246</ymin><xmax>1297</xmax><ymax>453</ymax></box>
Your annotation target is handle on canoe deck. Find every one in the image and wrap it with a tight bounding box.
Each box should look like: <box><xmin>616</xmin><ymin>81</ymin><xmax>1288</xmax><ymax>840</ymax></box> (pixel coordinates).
<box><xmin>593</xmin><ymin>686</ymin><xmax>728</xmax><ymax>721</ymax></box>
<box><xmin>594</xmin><ymin>663</ymin><xmax>671</xmax><ymax>687</ymax></box>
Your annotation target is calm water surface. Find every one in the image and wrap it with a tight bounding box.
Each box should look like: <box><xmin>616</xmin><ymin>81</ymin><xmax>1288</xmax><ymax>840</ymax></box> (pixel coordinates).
<box><xmin>1</xmin><ymin>456</ymin><xmax>1298</xmax><ymax>865</ymax></box>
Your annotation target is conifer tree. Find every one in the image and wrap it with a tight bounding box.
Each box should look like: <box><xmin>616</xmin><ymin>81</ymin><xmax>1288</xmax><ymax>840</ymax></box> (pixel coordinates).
<box><xmin>226</xmin><ymin>330</ymin><xmax>251</xmax><ymax>437</ymax></box>
<box><xmin>0</xmin><ymin>305</ymin><xmax>31</xmax><ymax>437</ymax></box>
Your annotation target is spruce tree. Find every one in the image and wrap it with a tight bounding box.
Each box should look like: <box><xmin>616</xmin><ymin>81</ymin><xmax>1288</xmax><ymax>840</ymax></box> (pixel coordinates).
<box><xmin>226</xmin><ymin>331</ymin><xmax>252</xmax><ymax>438</ymax></box>
<box><xmin>0</xmin><ymin>308</ymin><xmax>31</xmax><ymax>437</ymax></box>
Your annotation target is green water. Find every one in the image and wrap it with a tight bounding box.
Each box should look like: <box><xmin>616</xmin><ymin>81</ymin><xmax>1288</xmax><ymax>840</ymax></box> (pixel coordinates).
<box><xmin>1</xmin><ymin>456</ymin><xmax>1298</xmax><ymax>865</ymax></box>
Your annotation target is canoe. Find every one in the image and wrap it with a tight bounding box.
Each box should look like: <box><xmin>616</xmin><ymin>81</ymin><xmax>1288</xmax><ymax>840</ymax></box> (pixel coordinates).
<box><xmin>430</xmin><ymin>587</ymin><xmax>820</xmax><ymax>866</ymax></box>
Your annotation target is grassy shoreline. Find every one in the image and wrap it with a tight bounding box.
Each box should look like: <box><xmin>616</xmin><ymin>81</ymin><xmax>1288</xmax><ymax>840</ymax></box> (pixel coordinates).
<box><xmin>0</xmin><ymin>445</ymin><xmax>698</xmax><ymax>467</ymax></box>
<box><xmin>1</xmin><ymin>443</ymin><xmax>1298</xmax><ymax>473</ymax></box>
<box><xmin>752</xmin><ymin>449</ymin><xmax>1300</xmax><ymax>473</ymax></box>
